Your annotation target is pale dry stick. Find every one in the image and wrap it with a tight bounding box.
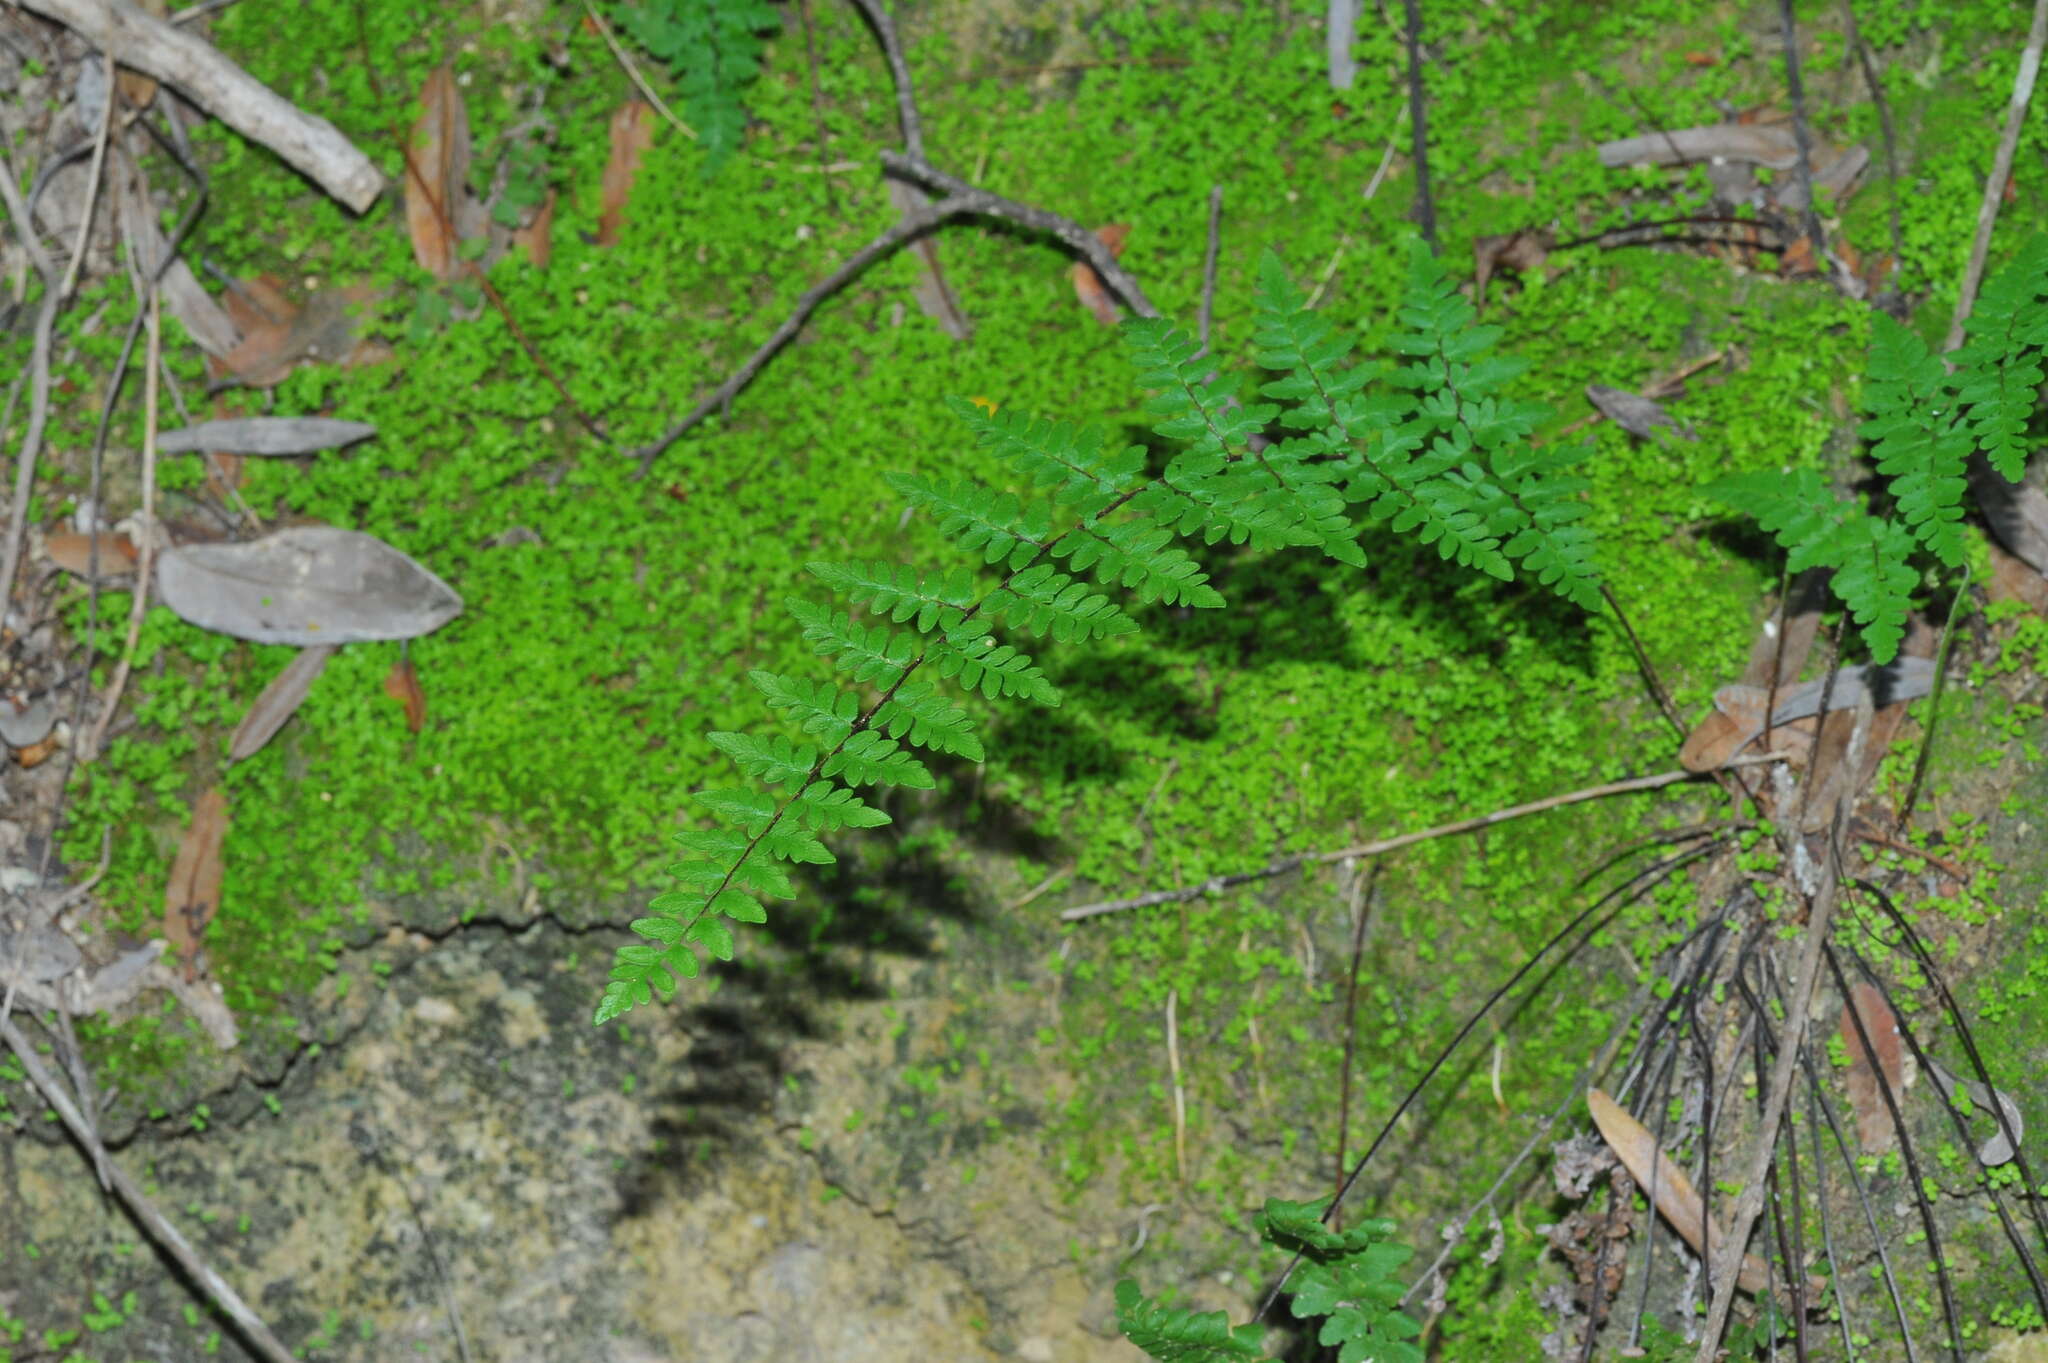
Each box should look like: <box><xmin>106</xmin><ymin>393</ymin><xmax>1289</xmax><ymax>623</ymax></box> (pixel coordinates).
<box><xmin>16</xmin><ymin>0</ymin><xmax>380</xmax><ymax>211</ymax></box>
<box><xmin>82</xmin><ymin>287</ymin><xmax>160</xmax><ymax>763</ymax></box>
<box><xmin>0</xmin><ymin>1010</ymin><xmax>300</xmax><ymax>1363</ymax></box>
<box><xmin>1002</xmin><ymin>862</ymin><xmax>1073</xmax><ymax>913</ymax></box>
<box><xmin>1304</xmin><ymin>234</ymin><xmax>1351</xmax><ymax>311</ymax></box>
<box><xmin>1165</xmin><ymin>986</ymin><xmax>1187</xmax><ymax>1184</ymax></box>
<box><xmin>1060</xmin><ymin>752</ymin><xmax>1792</xmax><ymax>921</ymax></box>
<box><xmin>0</xmin><ymin>148</ymin><xmax>63</xmax><ymax>636</ymax></box>
<box><xmin>57</xmin><ymin>52</ymin><xmax>118</xmax><ymax>303</ymax></box>
<box><xmin>1357</xmin><ymin>99</ymin><xmax>1409</xmax><ymax>211</ymax></box>
<box><xmin>579</xmin><ymin>0</ymin><xmax>696</xmax><ymax>143</ymax></box>
<box><xmin>1692</xmin><ymin>800</ymin><xmax>1858</xmax><ymax>1360</ymax></box>
<box><xmin>631</xmin><ymin>193</ymin><xmax>972</xmax><ymax>474</ymax></box>
<box><xmin>1942</xmin><ymin>0</ymin><xmax>2048</xmax><ymax>353</ymax></box>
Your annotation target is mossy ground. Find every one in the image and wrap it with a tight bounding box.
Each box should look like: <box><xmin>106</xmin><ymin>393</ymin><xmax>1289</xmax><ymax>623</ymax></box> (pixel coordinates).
<box><xmin>5</xmin><ymin>0</ymin><xmax>2046</xmax><ymax>1355</ymax></box>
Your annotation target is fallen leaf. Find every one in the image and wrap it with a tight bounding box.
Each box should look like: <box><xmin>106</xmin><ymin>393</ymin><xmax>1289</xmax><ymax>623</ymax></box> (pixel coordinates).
<box><xmin>156</xmin><ymin>417</ymin><xmax>377</xmax><ymax>456</ymax></box>
<box><xmin>156</xmin><ymin>525</ymin><xmax>464</xmax><ymax>646</ymax></box>
<box><xmin>112</xmin><ymin>148</ymin><xmax>238</xmax><ymax>357</ymax></box>
<box><xmin>217</xmin><ymin>281</ymin><xmax>389</xmax><ymax>388</ymax></box>
<box><xmin>406</xmin><ymin>63</ymin><xmax>472</xmax><ymax>281</ymax></box>
<box><xmin>1779</xmin><ymin>235</ymin><xmax>1817</xmax><ymax>277</ymax></box>
<box><xmin>1473</xmin><ymin>228</ymin><xmax>1553</xmax><ymax>303</ymax></box>
<box><xmin>1840</xmin><ymin>982</ymin><xmax>1903</xmax><ymax>1155</ymax></box>
<box><xmin>1586</xmin><ymin>1089</ymin><xmax>1820</xmax><ymax>1300</ymax></box>
<box><xmin>1585</xmin><ymin>383</ymin><xmax>1696</xmax><ymax>442</ymax></box>
<box><xmin>44</xmin><ymin>530</ymin><xmax>138</xmax><ymax>581</ymax></box>
<box><xmin>1072</xmin><ymin>223</ymin><xmax>1131</xmax><ymax>326</ymax></box>
<box><xmin>512</xmin><ymin>187</ymin><xmax>556</xmax><ymax>269</ymax></box>
<box><xmin>597</xmin><ymin>100</ymin><xmax>655</xmax><ymax>247</ymax></box>
<box><xmin>11</xmin><ymin>734</ymin><xmax>60</xmax><ymax>768</ymax></box>
<box><xmin>383</xmin><ymin>656</ymin><xmax>427</xmax><ymax>733</ymax></box>
<box><xmin>228</xmin><ymin>645</ymin><xmax>336</xmax><ymax>763</ymax></box>
<box><xmin>163</xmin><ymin>787</ymin><xmax>229</xmax><ymax>979</ymax></box>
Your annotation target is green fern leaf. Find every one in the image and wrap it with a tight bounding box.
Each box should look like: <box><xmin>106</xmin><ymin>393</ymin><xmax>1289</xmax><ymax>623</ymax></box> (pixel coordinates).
<box><xmin>930</xmin><ymin>632</ymin><xmax>1060</xmax><ymax>704</ymax></box>
<box><xmin>806</xmin><ymin>560</ymin><xmax>977</xmax><ymax>634</ymax></box>
<box><xmin>750</xmin><ymin>671</ymin><xmax>859</xmax><ymax>744</ymax></box>
<box><xmin>612</xmin><ymin>0</ymin><xmax>778</xmax><ymax>174</ymax></box>
<box><xmin>871</xmin><ymin>681</ymin><xmax>985</xmax><ymax>759</ymax></box>
<box><xmin>947</xmin><ymin>399</ymin><xmax>1147</xmax><ymax>511</ymax></box>
<box><xmin>1952</xmin><ymin>234</ymin><xmax>2048</xmax><ymax>481</ymax></box>
<box><xmin>1859</xmin><ymin>314</ymin><xmax>1971</xmax><ymax>567</ymax></box>
<box><xmin>785</xmin><ymin>598</ymin><xmax>918</xmax><ymax>687</ymax></box>
<box><xmin>1053</xmin><ymin>518</ymin><xmax>1224</xmax><ymax>607</ymax></box>
<box><xmin>981</xmin><ymin>562</ymin><xmax>1137</xmax><ymax>642</ymax></box>
<box><xmin>708</xmin><ymin>731</ymin><xmax>817</xmax><ymax>786</ymax></box>
<box><xmin>693</xmin><ymin>786</ymin><xmax>777</xmax><ymax>833</ymax></box>
<box><xmin>1113</xmin><ymin>1280</ymin><xmax>1270</xmax><ymax>1363</ymax></box>
<box><xmin>788</xmin><ymin>780</ymin><xmax>891</xmax><ymax>831</ymax></box>
<box><xmin>885</xmin><ymin>472</ymin><xmax>1051</xmax><ymax>569</ymax></box>
<box><xmin>822</xmin><ymin>729</ymin><xmax>934</xmax><ymax>788</ymax></box>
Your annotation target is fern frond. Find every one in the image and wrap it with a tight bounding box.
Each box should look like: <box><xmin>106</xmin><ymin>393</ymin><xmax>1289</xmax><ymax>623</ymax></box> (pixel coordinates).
<box><xmin>785</xmin><ymin>597</ymin><xmax>917</xmax><ymax>687</ymax></box>
<box><xmin>883</xmin><ymin>472</ymin><xmax>1052</xmax><ymax>569</ymax></box>
<box><xmin>1952</xmin><ymin>234</ymin><xmax>2048</xmax><ymax>482</ymax></box>
<box><xmin>1113</xmin><ymin>1280</ymin><xmax>1270</xmax><ymax>1363</ymax></box>
<box><xmin>787</xmin><ymin>780</ymin><xmax>890</xmax><ymax>832</ymax></box>
<box><xmin>871</xmin><ymin>680</ymin><xmax>985</xmax><ymax>759</ymax></box>
<box><xmin>821</xmin><ymin>728</ymin><xmax>934</xmax><ymax>788</ymax></box>
<box><xmin>929</xmin><ymin>631</ymin><xmax>1060</xmax><ymax>704</ymax></box>
<box><xmin>1052</xmin><ymin>518</ymin><xmax>1225</xmax><ymax>607</ymax></box>
<box><xmin>750</xmin><ymin>670</ymin><xmax>858</xmax><ymax>744</ymax></box>
<box><xmin>1263</xmin><ymin>1198</ymin><xmax>1424</xmax><ymax>1363</ymax></box>
<box><xmin>980</xmin><ymin>562</ymin><xmax>1137</xmax><ymax>642</ymax></box>
<box><xmin>1126</xmin><ymin>318</ymin><xmax>1278</xmax><ymax>456</ymax></box>
<box><xmin>707</xmin><ymin>730</ymin><xmax>817</xmax><ymax>786</ymax></box>
<box><xmin>806</xmin><ymin>560</ymin><xmax>977</xmax><ymax>634</ymax></box>
<box><xmin>613</xmin><ymin>0</ymin><xmax>779</xmax><ymax>173</ymax></box>
<box><xmin>1709</xmin><ymin>468</ymin><xmax>1919</xmax><ymax>661</ymax></box>
<box><xmin>947</xmin><ymin>399</ymin><xmax>1147</xmax><ymax>512</ymax></box>
<box><xmin>1859</xmin><ymin>315</ymin><xmax>1972</xmax><ymax>567</ymax></box>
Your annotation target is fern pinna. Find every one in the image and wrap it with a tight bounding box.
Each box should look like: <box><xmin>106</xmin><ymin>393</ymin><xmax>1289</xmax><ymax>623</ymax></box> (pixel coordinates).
<box><xmin>612</xmin><ymin>0</ymin><xmax>780</xmax><ymax>172</ymax></box>
<box><xmin>1113</xmin><ymin>1198</ymin><xmax>1422</xmax><ymax>1363</ymax></box>
<box><xmin>594</xmin><ymin>236</ymin><xmax>1603</xmax><ymax>1026</ymax></box>
<box><xmin>1708</xmin><ymin>234</ymin><xmax>2048</xmax><ymax>663</ymax></box>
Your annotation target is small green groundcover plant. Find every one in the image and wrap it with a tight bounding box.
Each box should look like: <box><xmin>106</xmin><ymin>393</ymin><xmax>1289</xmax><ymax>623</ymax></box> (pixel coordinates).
<box><xmin>593</xmin><ymin>231</ymin><xmax>2048</xmax><ymax>1347</ymax></box>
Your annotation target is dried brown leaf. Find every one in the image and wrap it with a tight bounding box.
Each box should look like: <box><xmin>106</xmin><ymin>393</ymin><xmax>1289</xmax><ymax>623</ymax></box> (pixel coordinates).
<box><xmin>45</xmin><ymin>530</ymin><xmax>138</xmax><ymax>581</ymax></box>
<box><xmin>1071</xmin><ymin>223</ymin><xmax>1132</xmax><ymax>326</ymax></box>
<box><xmin>406</xmin><ymin>62</ymin><xmax>472</xmax><ymax>280</ymax></box>
<box><xmin>163</xmin><ymin>787</ymin><xmax>229</xmax><ymax>979</ymax></box>
<box><xmin>1841</xmin><ymin>982</ymin><xmax>1904</xmax><ymax>1155</ymax></box>
<box><xmin>383</xmin><ymin>657</ymin><xmax>427</xmax><ymax>733</ymax></box>
<box><xmin>1473</xmin><ymin>228</ymin><xmax>1552</xmax><ymax>302</ymax></box>
<box><xmin>513</xmin><ymin>188</ymin><xmax>556</xmax><ymax>269</ymax></box>
<box><xmin>597</xmin><ymin>101</ymin><xmax>655</xmax><ymax>247</ymax></box>
<box><xmin>1585</xmin><ymin>1088</ymin><xmax>1814</xmax><ymax>1299</ymax></box>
